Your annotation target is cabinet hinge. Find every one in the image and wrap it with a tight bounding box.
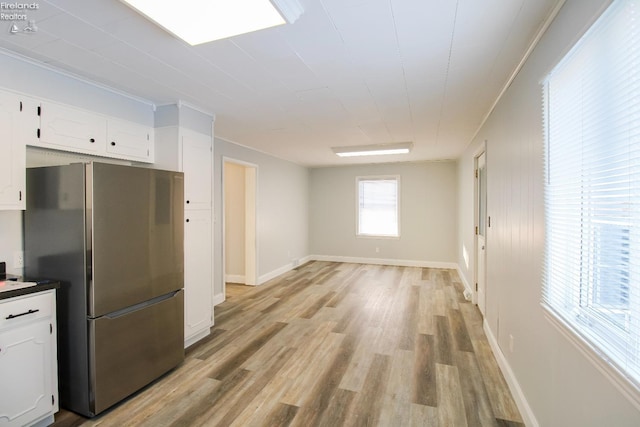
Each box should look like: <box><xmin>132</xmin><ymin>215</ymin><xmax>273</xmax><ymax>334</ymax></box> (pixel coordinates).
<box><xmin>50</xmin><ymin>323</ymin><xmax>53</xmax><ymax>334</ymax></box>
<box><xmin>475</xmin><ymin>169</ymin><xmax>478</xmax><ymax>179</ymax></box>
<box><xmin>475</xmin><ymin>226</ymin><xmax>478</xmax><ymax>235</ymax></box>
<box><xmin>19</xmin><ymin>101</ymin><xmax>22</xmax><ymax>112</ymax></box>
<box><xmin>37</xmin><ymin>128</ymin><xmax>40</xmax><ymax>139</ymax></box>
<box><xmin>19</xmin><ymin>190</ymin><xmax>22</xmax><ymax>202</ymax></box>
<box><xmin>52</xmin><ymin>395</ymin><xmax>55</xmax><ymax>406</ymax></box>
<box><xmin>37</xmin><ymin>105</ymin><xmax>41</xmax><ymax>116</ymax></box>
<box><xmin>475</xmin><ymin>283</ymin><xmax>478</xmax><ymax>291</ymax></box>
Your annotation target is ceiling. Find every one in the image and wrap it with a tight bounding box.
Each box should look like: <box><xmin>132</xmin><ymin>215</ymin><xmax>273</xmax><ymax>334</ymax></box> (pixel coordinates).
<box><xmin>0</xmin><ymin>0</ymin><xmax>561</xmax><ymax>167</ymax></box>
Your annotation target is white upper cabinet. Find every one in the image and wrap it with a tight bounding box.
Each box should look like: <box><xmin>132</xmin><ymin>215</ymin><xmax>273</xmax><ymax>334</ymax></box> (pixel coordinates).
<box><xmin>32</xmin><ymin>100</ymin><xmax>154</xmax><ymax>163</ymax></box>
<box><xmin>106</xmin><ymin>118</ymin><xmax>154</xmax><ymax>162</ymax></box>
<box><xmin>37</xmin><ymin>101</ymin><xmax>105</xmax><ymax>154</ymax></box>
<box><xmin>0</xmin><ymin>91</ymin><xmax>30</xmax><ymax>210</ymax></box>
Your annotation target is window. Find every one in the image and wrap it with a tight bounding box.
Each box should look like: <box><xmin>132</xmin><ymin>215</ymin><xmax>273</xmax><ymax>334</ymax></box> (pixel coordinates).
<box><xmin>542</xmin><ymin>0</ymin><xmax>640</xmax><ymax>398</ymax></box>
<box><xmin>357</xmin><ymin>176</ymin><xmax>399</xmax><ymax>237</ymax></box>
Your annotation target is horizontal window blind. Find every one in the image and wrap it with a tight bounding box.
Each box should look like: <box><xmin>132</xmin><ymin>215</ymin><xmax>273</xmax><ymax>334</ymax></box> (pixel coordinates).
<box><xmin>543</xmin><ymin>0</ymin><xmax>640</xmax><ymax>391</ymax></box>
<box><xmin>357</xmin><ymin>177</ymin><xmax>399</xmax><ymax>237</ymax></box>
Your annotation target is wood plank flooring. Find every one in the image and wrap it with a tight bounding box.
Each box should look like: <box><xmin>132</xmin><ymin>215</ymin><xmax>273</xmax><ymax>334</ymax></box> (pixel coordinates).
<box><xmin>52</xmin><ymin>262</ymin><xmax>524</xmax><ymax>427</ymax></box>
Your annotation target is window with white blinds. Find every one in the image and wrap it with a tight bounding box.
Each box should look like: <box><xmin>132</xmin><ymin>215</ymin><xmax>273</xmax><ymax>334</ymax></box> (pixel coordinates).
<box><xmin>357</xmin><ymin>176</ymin><xmax>399</xmax><ymax>237</ymax></box>
<box><xmin>543</xmin><ymin>0</ymin><xmax>640</xmax><ymax>396</ymax></box>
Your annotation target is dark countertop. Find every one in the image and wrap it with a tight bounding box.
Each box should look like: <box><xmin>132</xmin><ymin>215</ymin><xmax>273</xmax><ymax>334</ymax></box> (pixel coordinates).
<box><xmin>0</xmin><ymin>279</ymin><xmax>60</xmax><ymax>300</ymax></box>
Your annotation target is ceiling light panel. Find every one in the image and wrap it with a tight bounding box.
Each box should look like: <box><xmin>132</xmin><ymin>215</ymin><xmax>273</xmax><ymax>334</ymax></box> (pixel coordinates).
<box><xmin>332</xmin><ymin>142</ymin><xmax>413</xmax><ymax>157</ymax></box>
<box><xmin>121</xmin><ymin>0</ymin><xmax>297</xmax><ymax>45</ymax></box>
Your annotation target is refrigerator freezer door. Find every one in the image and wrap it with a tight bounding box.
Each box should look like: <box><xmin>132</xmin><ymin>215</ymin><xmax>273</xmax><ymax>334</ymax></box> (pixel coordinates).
<box><xmin>89</xmin><ymin>163</ymin><xmax>184</xmax><ymax>317</ymax></box>
<box><xmin>89</xmin><ymin>289</ymin><xmax>184</xmax><ymax>416</ymax></box>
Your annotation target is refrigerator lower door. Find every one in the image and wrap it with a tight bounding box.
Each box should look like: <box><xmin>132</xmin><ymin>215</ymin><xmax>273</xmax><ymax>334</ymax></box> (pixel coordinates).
<box><xmin>88</xmin><ymin>290</ymin><xmax>184</xmax><ymax>416</ymax></box>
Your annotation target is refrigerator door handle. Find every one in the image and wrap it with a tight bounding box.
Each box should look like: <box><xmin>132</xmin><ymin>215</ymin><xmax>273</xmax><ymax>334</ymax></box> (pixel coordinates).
<box><xmin>100</xmin><ymin>290</ymin><xmax>182</xmax><ymax>320</ymax></box>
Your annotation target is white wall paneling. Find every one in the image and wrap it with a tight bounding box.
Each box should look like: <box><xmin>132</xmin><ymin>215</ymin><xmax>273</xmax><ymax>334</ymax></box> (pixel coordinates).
<box><xmin>457</xmin><ymin>0</ymin><xmax>640</xmax><ymax>425</ymax></box>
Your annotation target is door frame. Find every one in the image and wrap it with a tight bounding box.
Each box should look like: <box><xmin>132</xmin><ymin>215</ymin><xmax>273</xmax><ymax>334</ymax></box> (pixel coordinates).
<box><xmin>222</xmin><ymin>157</ymin><xmax>258</xmax><ymax>301</ymax></box>
<box><xmin>474</xmin><ymin>143</ymin><xmax>487</xmax><ymax>315</ymax></box>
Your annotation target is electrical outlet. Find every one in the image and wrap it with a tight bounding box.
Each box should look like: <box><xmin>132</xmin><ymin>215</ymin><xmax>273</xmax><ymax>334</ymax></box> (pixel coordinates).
<box><xmin>13</xmin><ymin>251</ymin><xmax>24</xmax><ymax>269</ymax></box>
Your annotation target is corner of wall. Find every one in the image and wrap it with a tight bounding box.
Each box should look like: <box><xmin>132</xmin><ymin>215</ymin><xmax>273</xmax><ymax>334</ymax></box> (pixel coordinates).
<box><xmin>455</xmin><ymin>264</ymin><xmax>474</xmax><ymax>299</ymax></box>
<box><xmin>213</xmin><ymin>293</ymin><xmax>225</xmax><ymax>306</ymax></box>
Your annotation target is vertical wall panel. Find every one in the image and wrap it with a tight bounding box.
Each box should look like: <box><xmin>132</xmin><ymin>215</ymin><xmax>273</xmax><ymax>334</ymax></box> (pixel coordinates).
<box><xmin>457</xmin><ymin>0</ymin><xmax>639</xmax><ymax>425</ymax></box>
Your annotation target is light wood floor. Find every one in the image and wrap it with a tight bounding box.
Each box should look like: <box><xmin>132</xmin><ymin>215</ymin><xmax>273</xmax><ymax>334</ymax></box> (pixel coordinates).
<box><xmin>53</xmin><ymin>262</ymin><xmax>524</xmax><ymax>427</ymax></box>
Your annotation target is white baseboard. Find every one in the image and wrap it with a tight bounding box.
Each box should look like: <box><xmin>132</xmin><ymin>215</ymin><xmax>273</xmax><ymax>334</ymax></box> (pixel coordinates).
<box><xmin>483</xmin><ymin>319</ymin><xmax>538</xmax><ymax>427</ymax></box>
<box><xmin>258</xmin><ymin>263</ymin><xmax>294</xmax><ymax>285</ymax></box>
<box><xmin>456</xmin><ymin>265</ymin><xmax>475</xmax><ymax>302</ymax></box>
<box><xmin>310</xmin><ymin>254</ymin><xmax>458</xmax><ymax>270</ymax></box>
<box><xmin>225</xmin><ymin>274</ymin><xmax>246</xmax><ymax>284</ymax></box>
<box><xmin>184</xmin><ymin>328</ymin><xmax>210</xmax><ymax>349</ymax></box>
<box><xmin>257</xmin><ymin>255</ymin><xmax>314</xmax><ymax>285</ymax></box>
<box><xmin>213</xmin><ymin>293</ymin><xmax>225</xmax><ymax>306</ymax></box>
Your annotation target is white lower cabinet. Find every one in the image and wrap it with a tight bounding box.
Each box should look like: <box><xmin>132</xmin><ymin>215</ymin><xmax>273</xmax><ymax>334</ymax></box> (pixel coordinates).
<box><xmin>184</xmin><ymin>209</ymin><xmax>213</xmax><ymax>346</ymax></box>
<box><xmin>0</xmin><ymin>290</ymin><xmax>58</xmax><ymax>427</ymax></box>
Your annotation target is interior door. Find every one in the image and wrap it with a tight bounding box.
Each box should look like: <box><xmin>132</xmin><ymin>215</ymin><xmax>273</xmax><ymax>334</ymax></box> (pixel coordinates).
<box><xmin>477</xmin><ymin>152</ymin><xmax>487</xmax><ymax>315</ymax></box>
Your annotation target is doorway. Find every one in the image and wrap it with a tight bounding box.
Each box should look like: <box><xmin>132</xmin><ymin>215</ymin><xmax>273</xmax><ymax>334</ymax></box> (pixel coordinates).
<box><xmin>475</xmin><ymin>150</ymin><xmax>487</xmax><ymax>315</ymax></box>
<box><xmin>222</xmin><ymin>158</ymin><xmax>257</xmax><ymax>300</ymax></box>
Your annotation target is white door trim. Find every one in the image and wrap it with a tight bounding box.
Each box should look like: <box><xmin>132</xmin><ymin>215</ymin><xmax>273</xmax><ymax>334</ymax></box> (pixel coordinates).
<box><xmin>474</xmin><ymin>143</ymin><xmax>487</xmax><ymax>315</ymax></box>
<box><xmin>222</xmin><ymin>157</ymin><xmax>259</xmax><ymax>301</ymax></box>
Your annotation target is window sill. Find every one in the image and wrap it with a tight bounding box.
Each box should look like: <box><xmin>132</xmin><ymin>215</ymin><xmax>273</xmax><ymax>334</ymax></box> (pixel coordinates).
<box><xmin>542</xmin><ymin>305</ymin><xmax>640</xmax><ymax>412</ymax></box>
<box><xmin>356</xmin><ymin>234</ymin><xmax>400</xmax><ymax>240</ymax></box>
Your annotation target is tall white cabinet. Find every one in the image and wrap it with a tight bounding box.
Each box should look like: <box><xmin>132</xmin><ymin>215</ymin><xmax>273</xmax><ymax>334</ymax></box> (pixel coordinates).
<box><xmin>155</xmin><ymin>120</ymin><xmax>214</xmax><ymax>348</ymax></box>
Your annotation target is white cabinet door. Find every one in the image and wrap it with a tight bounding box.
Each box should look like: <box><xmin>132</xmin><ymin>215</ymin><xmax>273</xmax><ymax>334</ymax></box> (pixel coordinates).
<box><xmin>106</xmin><ymin>118</ymin><xmax>154</xmax><ymax>163</ymax></box>
<box><xmin>0</xmin><ymin>291</ymin><xmax>56</xmax><ymax>427</ymax></box>
<box><xmin>0</xmin><ymin>92</ymin><xmax>26</xmax><ymax>210</ymax></box>
<box><xmin>37</xmin><ymin>101</ymin><xmax>106</xmax><ymax>154</ymax></box>
<box><xmin>184</xmin><ymin>209</ymin><xmax>213</xmax><ymax>342</ymax></box>
<box><xmin>182</xmin><ymin>130</ymin><xmax>212</xmax><ymax>210</ymax></box>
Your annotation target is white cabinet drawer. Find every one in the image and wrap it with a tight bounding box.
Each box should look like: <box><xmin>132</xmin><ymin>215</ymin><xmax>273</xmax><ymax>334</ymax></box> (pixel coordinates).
<box><xmin>0</xmin><ymin>291</ymin><xmax>54</xmax><ymax>330</ymax></box>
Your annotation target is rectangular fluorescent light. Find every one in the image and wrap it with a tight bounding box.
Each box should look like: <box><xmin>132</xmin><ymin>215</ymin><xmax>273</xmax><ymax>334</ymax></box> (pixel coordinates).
<box><xmin>332</xmin><ymin>142</ymin><xmax>413</xmax><ymax>158</ymax></box>
<box><xmin>121</xmin><ymin>0</ymin><xmax>303</xmax><ymax>45</ymax></box>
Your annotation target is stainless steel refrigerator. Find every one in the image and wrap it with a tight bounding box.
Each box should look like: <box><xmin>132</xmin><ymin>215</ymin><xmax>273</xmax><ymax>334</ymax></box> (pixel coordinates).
<box><xmin>24</xmin><ymin>162</ymin><xmax>185</xmax><ymax>417</ymax></box>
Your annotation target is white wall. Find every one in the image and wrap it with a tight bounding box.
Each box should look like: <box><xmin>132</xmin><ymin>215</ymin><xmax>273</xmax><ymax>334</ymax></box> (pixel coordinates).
<box><xmin>0</xmin><ymin>211</ymin><xmax>22</xmax><ymax>276</ymax></box>
<box><xmin>0</xmin><ymin>52</ymin><xmax>153</xmax><ymax>125</ymax></box>
<box><xmin>310</xmin><ymin>161</ymin><xmax>457</xmax><ymax>267</ymax></box>
<box><xmin>457</xmin><ymin>0</ymin><xmax>640</xmax><ymax>425</ymax></box>
<box><xmin>213</xmin><ymin>137</ymin><xmax>309</xmax><ymax>297</ymax></box>
<box><xmin>224</xmin><ymin>162</ymin><xmax>246</xmax><ymax>279</ymax></box>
